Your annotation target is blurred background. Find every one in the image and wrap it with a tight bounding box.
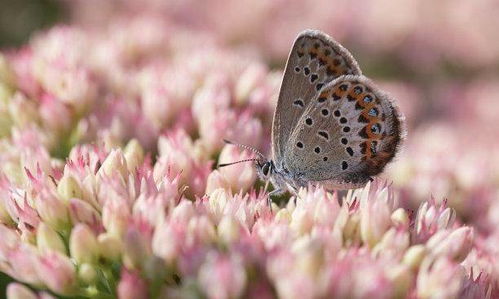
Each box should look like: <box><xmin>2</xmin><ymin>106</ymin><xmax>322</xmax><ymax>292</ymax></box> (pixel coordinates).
<box><xmin>1</xmin><ymin>0</ymin><xmax>498</xmax><ymax>244</ymax></box>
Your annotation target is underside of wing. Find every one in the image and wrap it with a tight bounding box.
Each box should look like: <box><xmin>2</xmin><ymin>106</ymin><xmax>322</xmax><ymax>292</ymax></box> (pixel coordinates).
<box><xmin>271</xmin><ymin>30</ymin><xmax>362</xmax><ymax>162</ymax></box>
<box><xmin>283</xmin><ymin>75</ymin><xmax>404</xmax><ymax>188</ymax></box>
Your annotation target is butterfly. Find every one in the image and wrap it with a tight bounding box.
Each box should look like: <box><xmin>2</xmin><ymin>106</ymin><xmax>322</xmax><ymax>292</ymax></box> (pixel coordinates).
<box><xmin>221</xmin><ymin>29</ymin><xmax>404</xmax><ymax>198</ymax></box>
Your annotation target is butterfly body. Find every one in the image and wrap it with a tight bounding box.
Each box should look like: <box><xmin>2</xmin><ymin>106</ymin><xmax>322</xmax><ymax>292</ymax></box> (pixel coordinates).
<box><xmin>225</xmin><ymin>29</ymin><xmax>404</xmax><ymax>196</ymax></box>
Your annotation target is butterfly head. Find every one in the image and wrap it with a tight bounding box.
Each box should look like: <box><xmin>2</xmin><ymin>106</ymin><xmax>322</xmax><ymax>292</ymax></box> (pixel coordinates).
<box><xmin>219</xmin><ymin>139</ymin><xmax>273</xmax><ymax>179</ymax></box>
<box><xmin>256</xmin><ymin>160</ymin><xmax>275</xmax><ymax>180</ymax></box>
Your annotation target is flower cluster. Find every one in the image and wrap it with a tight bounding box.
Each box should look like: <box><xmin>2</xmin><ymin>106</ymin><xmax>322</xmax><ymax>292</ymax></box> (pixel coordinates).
<box><xmin>0</xmin><ymin>151</ymin><xmax>490</xmax><ymax>298</ymax></box>
<box><xmin>1</xmin><ymin>1</ymin><xmax>499</xmax><ymax>298</ymax></box>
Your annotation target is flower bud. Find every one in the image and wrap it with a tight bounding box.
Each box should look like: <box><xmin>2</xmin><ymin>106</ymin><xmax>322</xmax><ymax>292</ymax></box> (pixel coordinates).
<box><xmin>386</xmin><ymin>264</ymin><xmax>413</xmax><ymax>298</ymax></box>
<box><xmin>208</xmin><ymin>188</ymin><xmax>230</xmax><ymax>218</ymax></box>
<box><xmin>35</xmin><ymin>251</ymin><xmax>77</xmax><ymax>296</ymax></box>
<box><xmin>35</xmin><ymin>190</ymin><xmax>70</xmax><ymax>231</ymax></box>
<box><xmin>97</xmin><ymin>233</ymin><xmax>122</xmax><ymax>262</ymax></box>
<box><xmin>417</xmin><ymin>257</ymin><xmax>463</xmax><ymax>299</ymax></box>
<box><xmin>97</xmin><ymin>149</ymin><xmax>128</xmax><ymax>180</ymax></box>
<box><xmin>205</xmin><ymin>170</ymin><xmax>230</xmax><ymax>194</ymax></box>
<box><xmin>102</xmin><ymin>198</ymin><xmax>130</xmax><ymax>238</ymax></box>
<box><xmin>218</xmin><ymin>216</ymin><xmax>241</xmax><ymax>244</ymax></box>
<box><xmin>39</xmin><ymin>93</ymin><xmax>72</xmax><ymax>133</ymax></box>
<box><xmin>372</xmin><ymin>228</ymin><xmax>410</xmax><ymax>259</ymax></box>
<box><xmin>2</xmin><ymin>162</ymin><xmax>23</xmax><ymax>185</ymax></box>
<box><xmin>360</xmin><ymin>186</ymin><xmax>394</xmax><ymax>248</ymax></box>
<box><xmin>143</xmin><ymin>255</ymin><xmax>167</xmax><ymax>283</ymax></box>
<box><xmin>275</xmin><ymin>209</ymin><xmax>292</xmax><ymax>223</ymax></box>
<box><xmin>152</xmin><ymin>223</ymin><xmax>178</xmax><ymax>264</ymax></box>
<box><xmin>123</xmin><ymin>226</ymin><xmax>150</xmax><ymax>269</ymax></box>
<box><xmin>6</xmin><ymin>282</ymin><xmax>37</xmax><ymax>299</ymax></box>
<box><xmin>78</xmin><ymin>263</ymin><xmax>97</xmax><ymax>284</ymax></box>
<box><xmin>69</xmin><ymin>224</ymin><xmax>99</xmax><ymax>264</ymax></box>
<box><xmin>218</xmin><ymin>145</ymin><xmax>256</xmax><ymax>193</ymax></box>
<box><xmin>290</xmin><ymin>208</ymin><xmax>313</xmax><ymax>235</ymax></box>
<box><xmin>292</xmin><ymin>237</ymin><xmax>324</xmax><ymax>277</ymax></box>
<box><xmin>403</xmin><ymin>245</ymin><xmax>426</xmax><ymax>270</ymax></box>
<box><xmin>0</xmin><ymin>198</ymin><xmax>13</xmax><ymax>224</ymax></box>
<box><xmin>187</xmin><ymin>216</ymin><xmax>216</xmax><ymax>245</ymax></box>
<box><xmin>37</xmin><ymin>223</ymin><xmax>66</xmax><ymax>254</ymax></box>
<box><xmin>235</xmin><ymin>64</ymin><xmax>267</xmax><ymax>105</ymax></box>
<box><xmin>426</xmin><ymin>227</ymin><xmax>473</xmax><ymax>262</ymax></box>
<box><xmin>57</xmin><ymin>174</ymin><xmax>83</xmax><ymax>202</ymax></box>
<box><xmin>124</xmin><ymin>139</ymin><xmax>144</xmax><ymax>172</ymax></box>
<box><xmin>170</xmin><ymin>201</ymin><xmax>195</xmax><ymax>223</ymax></box>
<box><xmin>415</xmin><ymin>201</ymin><xmax>456</xmax><ymax>242</ymax></box>
<box><xmin>8</xmin><ymin>93</ymin><xmax>39</xmax><ymax>128</ymax></box>
<box><xmin>391</xmin><ymin>208</ymin><xmax>409</xmax><ymax>227</ymax></box>
<box><xmin>5</xmin><ymin>243</ymin><xmax>42</xmax><ymax>285</ymax></box>
<box><xmin>117</xmin><ymin>268</ymin><xmax>148</xmax><ymax>299</ymax></box>
<box><xmin>68</xmin><ymin>198</ymin><xmax>102</xmax><ymax>229</ymax></box>
<box><xmin>198</xmin><ymin>253</ymin><xmax>247</xmax><ymax>299</ymax></box>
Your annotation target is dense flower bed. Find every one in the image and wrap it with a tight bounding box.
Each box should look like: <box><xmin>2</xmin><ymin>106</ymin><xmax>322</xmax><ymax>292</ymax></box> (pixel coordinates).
<box><xmin>1</xmin><ymin>1</ymin><xmax>499</xmax><ymax>298</ymax></box>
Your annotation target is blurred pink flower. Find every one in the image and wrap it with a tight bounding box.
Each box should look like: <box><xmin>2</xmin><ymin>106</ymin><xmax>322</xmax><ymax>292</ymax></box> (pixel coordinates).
<box><xmin>198</xmin><ymin>252</ymin><xmax>247</xmax><ymax>299</ymax></box>
<box><xmin>69</xmin><ymin>223</ymin><xmax>100</xmax><ymax>264</ymax></box>
<box><xmin>117</xmin><ymin>268</ymin><xmax>148</xmax><ymax>299</ymax></box>
<box><xmin>154</xmin><ymin>129</ymin><xmax>212</xmax><ymax>197</ymax></box>
<box><xmin>216</xmin><ymin>145</ymin><xmax>257</xmax><ymax>193</ymax></box>
<box><xmin>459</xmin><ymin>271</ymin><xmax>494</xmax><ymax>299</ymax></box>
<box><xmin>426</xmin><ymin>227</ymin><xmax>474</xmax><ymax>262</ymax></box>
<box><xmin>417</xmin><ymin>257</ymin><xmax>464</xmax><ymax>299</ymax></box>
<box><xmin>8</xmin><ymin>47</ymin><xmax>42</xmax><ymax>99</ymax></box>
<box><xmin>35</xmin><ymin>251</ymin><xmax>77</xmax><ymax>295</ymax></box>
<box><xmin>6</xmin><ymin>283</ymin><xmax>38</xmax><ymax>299</ymax></box>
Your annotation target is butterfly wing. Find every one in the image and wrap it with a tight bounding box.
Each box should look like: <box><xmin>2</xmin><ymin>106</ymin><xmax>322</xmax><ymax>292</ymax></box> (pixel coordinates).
<box><xmin>272</xmin><ymin>30</ymin><xmax>362</xmax><ymax>163</ymax></box>
<box><xmin>283</xmin><ymin>75</ymin><xmax>404</xmax><ymax>189</ymax></box>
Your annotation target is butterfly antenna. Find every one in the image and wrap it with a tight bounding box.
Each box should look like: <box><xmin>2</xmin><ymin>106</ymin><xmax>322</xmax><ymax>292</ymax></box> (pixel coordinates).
<box><xmin>223</xmin><ymin>139</ymin><xmax>266</xmax><ymax>160</ymax></box>
<box><xmin>218</xmin><ymin>158</ymin><xmax>260</xmax><ymax>168</ymax></box>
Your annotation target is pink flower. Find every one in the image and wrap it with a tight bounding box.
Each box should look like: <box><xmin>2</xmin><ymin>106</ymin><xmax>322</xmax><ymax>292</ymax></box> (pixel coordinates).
<box><xmin>6</xmin><ymin>282</ymin><xmax>38</xmax><ymax>299</ymax></box>
<box><xmin>358</xmin><ymin>181</ymin><xmax>398</xmax><ymax>247</ymax></box>
<box><xmin>35</xmin><ymin>251</ymin><xmax>77</xmax><ymax>295</ymax></box>
<box><xmin>4</xmin><ymin>187</ymin><xmax>40</xmax><ymax>236</ymax></box>
<box><xmin>8</xmin><ymin>47</ymin><xmax>42</xmax><ymax>98</ymax></box>
<box><xmin>68</xmin><ymin>198</ymin><xmax>102</xmax><ymax>233</ymax></box>
<box><xmin>413</xmin><ymin>200</ymin><xmax>456</xmax><ymax>243</ymax></box>
<box><xmin>139</xmin><ymin>65</ymin><xmax>194</xmax><ymax>130</ymax></box>
<box><xmin>154</xmin><ymin>129</ymin><xmax>212</xmax><ymax>197</ymax></box>
<box><xmin>426</xmin><ymin>227</ymin><xmax>474</xmax><ymax>262</ymax></box>
<box><xmin>6</xmin><ymin>243</ymin><xmax>43</xmax><ymax>286</ymax></box>
<box><xmin>117</xmin><ymin>268</ymin><xmax>148</xmax><ymax>299</ymax></box>
<box><xmin>0</xmin><ymin>224</ymin><xmax>19</xmax><ymax>261</ymax></box>
<box><xmin>69</xmin><ymin>224</ymin><xmax>100</xmax><ymax>264</ymax></box>
<box><xmin>122</xmin><ymin>222</ymin><xmax>153</xmax><ymax>269</ymax></box>
<box><xmin>34</xmin><ymin>187</ymin><xmax>69</xmax><ymax>232</ymax></box>
<box><xmin>326</xmin><ymin>251</ymin><xmax>395</xmax><ymax>299</ymax></box>
<box><xmin>417</xmin><ymin>257</ymin><xmax>464</xmax><ymax>299</ymax></box>
<box><xmin>216</xmin><ymin>145</ymin><xmax>257</xmax><ymax>193</ymax></box>
<box><xmin>198</xmin><ymin>252</ymin><xmax>247</xmax><ymax>299</ymax></box>
<box><xmin>38</xmin><ymin>93</ymin><xmax>73</xmax><ymax>134</ymax></box>
<box><xmin>36</xmin><ymin>223</ymin><xmax>66</xmax><ymax>254</ymax></box>
<box><xmin>459</xmin><ymin>271</ymin><xmax>494</xmax><ymax>299</ymax></box>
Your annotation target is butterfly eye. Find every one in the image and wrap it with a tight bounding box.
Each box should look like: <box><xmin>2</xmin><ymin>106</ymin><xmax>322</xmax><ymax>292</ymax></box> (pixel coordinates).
<box><xmin>262</xmin><ymin>162</ymin><xmax>271</xmax><ymax>176</ymax></box>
